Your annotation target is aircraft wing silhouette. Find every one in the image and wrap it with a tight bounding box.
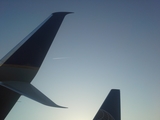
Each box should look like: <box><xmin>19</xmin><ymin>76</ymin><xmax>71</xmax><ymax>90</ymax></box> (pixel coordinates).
<box><xmin>93</xmin><ymin>89</ymin><xmax>121</xmax><ymax>120</ymax></box>
<box><xmin>0</xmin><ymin>12</ymin><xmax>72</xmax><ymax>119</ymax></box>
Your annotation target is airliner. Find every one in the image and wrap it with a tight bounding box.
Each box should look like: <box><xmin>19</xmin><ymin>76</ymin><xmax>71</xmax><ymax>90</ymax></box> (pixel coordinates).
<box><xmin>0</xmin><ymin>12</ymin><xmax>121</xmax><ymax>120</ymax></box>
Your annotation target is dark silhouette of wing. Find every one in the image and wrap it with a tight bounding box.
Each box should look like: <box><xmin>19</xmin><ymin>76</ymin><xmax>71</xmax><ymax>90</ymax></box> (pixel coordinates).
<box><xmin>93</xmin><ymin>89</ymin><xmax>121</xmax><ymax>120</ymax></box>
<box><xmin>0</xmin><ymin>12</ymin><xmax>72</xmax><ymax>119</ymax></box>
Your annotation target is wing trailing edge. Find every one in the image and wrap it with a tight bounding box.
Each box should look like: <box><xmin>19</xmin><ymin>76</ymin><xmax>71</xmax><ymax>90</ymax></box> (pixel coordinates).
<box><xmin>0</xmin><ymin>81</ymin><xmax>66</xmax><ymax>108</ymax></box>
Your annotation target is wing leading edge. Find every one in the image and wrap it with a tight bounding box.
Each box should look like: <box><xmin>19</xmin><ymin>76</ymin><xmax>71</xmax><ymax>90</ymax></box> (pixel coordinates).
<box><xmin>0</xmin><ymin>12</ymin><xmax>72</xmax><ymax>119</ymax></box>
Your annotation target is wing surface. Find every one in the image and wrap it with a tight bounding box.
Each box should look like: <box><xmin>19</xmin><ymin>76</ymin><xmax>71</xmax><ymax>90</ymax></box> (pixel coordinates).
<box><xmin>0</xmin><ymin>12</ymin><xmax>71</xmax><ymax>119</ymax></box>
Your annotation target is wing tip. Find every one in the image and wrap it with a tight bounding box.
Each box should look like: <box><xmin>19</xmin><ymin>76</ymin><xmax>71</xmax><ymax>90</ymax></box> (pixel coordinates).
<box><xmin>55</xmin><ymin>105</ymin><xmax>68</xmax><ymax>109</ymax></box>
<box><xmin>111</xmin><ymin>89</ymin><xmax>120</xmax><ymax>92</ymax></box>
<box><xmin>51</xmin><ymin>12</ymin><xmax>74</xmax><ymax>16</ymax></box>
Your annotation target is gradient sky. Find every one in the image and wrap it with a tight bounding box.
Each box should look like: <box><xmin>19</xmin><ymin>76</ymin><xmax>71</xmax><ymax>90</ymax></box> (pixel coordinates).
<box><xmin>0</xmin><ymin>0</ymin><xmax>160</xmax><ymax>120</ymax></box>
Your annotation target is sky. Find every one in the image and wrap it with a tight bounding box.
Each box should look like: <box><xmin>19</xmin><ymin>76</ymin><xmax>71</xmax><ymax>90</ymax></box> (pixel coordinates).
<box><xmin>0</xmin><ymin>0</ymin><xmax>160</xmax><ymax>120</ymax></box>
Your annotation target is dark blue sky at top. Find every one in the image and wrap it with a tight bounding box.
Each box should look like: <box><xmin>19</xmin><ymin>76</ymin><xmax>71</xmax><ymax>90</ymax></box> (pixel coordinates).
<box><xmin>0</xmin><ymin>0</ymin><xmax>160</xmax><ymax>120</ymax></box>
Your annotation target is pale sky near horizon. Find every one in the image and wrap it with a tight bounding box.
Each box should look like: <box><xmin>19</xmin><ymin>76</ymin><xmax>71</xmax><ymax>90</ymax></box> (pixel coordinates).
<box><xmin>0</xmin><ymin>0</ymin><xmax>160</xmax><ymax>120</ymax></box>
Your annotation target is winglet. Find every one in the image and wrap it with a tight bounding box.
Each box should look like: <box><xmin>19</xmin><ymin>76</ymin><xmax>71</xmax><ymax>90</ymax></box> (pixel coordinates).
<box><xmin>93</xmin><ymin>89</ymin><xmax>121</xmax><ymax>120</ymax></box>
<box><xmin>0</xmin><ymin>81</ymin><xmax>67</xmax><ymax>108</ymax></box>
<box><xmin>1</xmin><ymin>12</ymin><xmax>72</xmax><ymax>68</ymax></box>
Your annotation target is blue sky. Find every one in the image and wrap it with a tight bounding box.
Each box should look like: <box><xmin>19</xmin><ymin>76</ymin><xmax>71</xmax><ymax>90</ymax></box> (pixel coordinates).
<box><xmin>0</xmin><ymin>0</ymin><xmax>160</xmax><ymax>120</ymax></box>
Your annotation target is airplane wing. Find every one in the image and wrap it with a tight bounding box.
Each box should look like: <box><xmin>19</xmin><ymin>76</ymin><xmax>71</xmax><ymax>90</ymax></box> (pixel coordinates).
<box><xmin>93</xmin><ymin>89</ymin><xmax>121</xmax><ymax>120</ymax></box>
<box><xmin>0</xmin><ymin>12</ymin><xmax>72</xmax><ymax>119</ymax></box>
